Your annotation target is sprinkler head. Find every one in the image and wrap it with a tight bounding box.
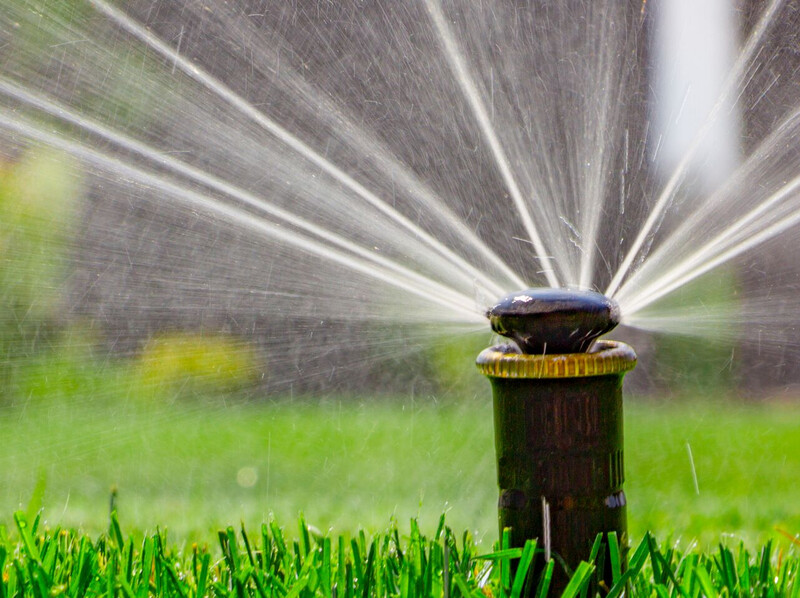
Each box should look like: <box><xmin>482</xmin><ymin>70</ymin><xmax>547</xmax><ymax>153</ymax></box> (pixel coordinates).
<box><xmin>486</xmin><ymin>287</ymin><xmax>620</xmax><ymax>354</ymax></box>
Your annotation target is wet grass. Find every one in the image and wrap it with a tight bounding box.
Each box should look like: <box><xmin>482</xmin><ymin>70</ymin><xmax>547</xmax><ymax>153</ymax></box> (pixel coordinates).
<box><xmin>3</xmin><ymin>511</ymin><xmax>799</xmax><ymax>598</ymax></box>
<box><xmin>1</xmin><ymin>385</ymin><xmax>800</xmax><ymax>548</ymax></box>
<box><xmin>626</xmin><ymin>397</ymin><xmax>800</xmax><ymax>547</ymax></box>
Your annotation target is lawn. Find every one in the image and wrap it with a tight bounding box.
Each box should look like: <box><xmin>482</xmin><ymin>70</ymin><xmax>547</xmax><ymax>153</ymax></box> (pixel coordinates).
<box><xmin>2</xmin><ymin>380</ymin><xmax>799</xmax><ymax>549</ymax></box>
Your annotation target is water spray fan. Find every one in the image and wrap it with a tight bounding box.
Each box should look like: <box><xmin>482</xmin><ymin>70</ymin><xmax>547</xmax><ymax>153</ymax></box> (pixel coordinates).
<box><xmin>478</xmin><ymin>288</ymin><xmax>636</xmax><ymax>593</ymax></box>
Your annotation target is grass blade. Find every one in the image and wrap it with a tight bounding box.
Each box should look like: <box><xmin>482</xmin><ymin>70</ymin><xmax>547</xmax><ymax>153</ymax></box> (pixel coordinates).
<box><xmin>510</xmin><ymin>539</ymin><xmax>537</xmax><ymax>598</ymax></box>
<box><xmin>453</xmin><ymin>572</ymin><xmax>474</xmax><ymax>598</ymax></box>
<box><xmin>109</xmin><ymin>510</ymin><xmax>124</xmax><ymax>549</ymax></box>
<box><xmin>138</xmin><ymin>537</ymin><xmax>154</xmax><ymax>598</ymax></box>
<box><xmin>535</xmin><ymin>559</ymin><xmax>554</xmax><ymax>598</ymax></box>
<box><xmin>13</xmin><ymin>512</ymin><xmax>41</xmax><ymax>563</ymax></box>
<box><xmin>298</xmin><ymin>514</ymin><xmax>311</xmax><ymax>558</ymax></box>
<box><xmin>119</xmin><ymin>577</ymin><xmax>138</xmax><ymax>598</ymax></box>
<box><xmin>758</xmin><ymin>540</ymin><xmax>772</xmax><ymax>586</ymax></box>
<box><xmin>588</xmin><ymin>534</ymin><xmax>604</xmax><ymax>564</ymax></box>
<box><xmin>607</xmin><ymin>534</ymin><xmax>650</xmax><ymax>598</ymax></box>
<box><xmin>716</xmin><ymin>544</ymin><xmax>738</xmax><ymax>593</ymax></box>
<box><xmin>474</xmin><ymin>548</ymin><xmax>525</xmax><ymax>561</ymax></box>
<box><xmin>338</xmin><ymin>535</ymin><xmax>347</xmax><ymax>596</ymax></box>
<box><xmin>241</xmin><ymin>524</ymin><xmax>256</xmax><ymax>568</ymax></box>
<box><xmin>0</xmin><ymin>545</ymin><xmax>6</xmax><ymax>598</ymax></box>
<box><xmin>693</xmin><ymin>566</ymin><xmax>718</xmax><ymax>598</ymax></box>
<box><xmin>791</xmin><ymin>566</ymin><xmax>800</xmax><ymax>598</ymax></box>
<box><xmin>559</xmin><ymin>561</ymin><xmax>594</xmax><ymax>598</ymax></box>
<box><xmin>195</xmin><ymin>551</ymin><xmax>210</xmax><ymax>598</ymax></box>
<box><xmin>321</xmin><ymin>537</ymin><xmax>332</xmax><ymax>598</ymax></box>
<box><xmin>284</xmin><ymin>574</ymin><xmax>311</xmax><ymax>598</ymax></box>
<box><xmin>361</xmin><ymin>540</ymin><xmax>376</xmax><ymax>598</ymax></box>
<box><xmin>607</xmin><ymin>531</ymin><xmax>622</xmax><ymax>585</ymax></box>
<box><xmin>501</xmin><ymin>527</ymin><xmax>512</xmax><ymax>592</ymax></box>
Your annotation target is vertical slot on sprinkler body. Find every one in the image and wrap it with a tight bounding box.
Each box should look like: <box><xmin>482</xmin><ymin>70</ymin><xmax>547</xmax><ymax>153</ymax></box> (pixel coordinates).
<box><xmin>477</xmin><ymin>340</ymin><xmax>636</xmax><ymax>594</ymax></box>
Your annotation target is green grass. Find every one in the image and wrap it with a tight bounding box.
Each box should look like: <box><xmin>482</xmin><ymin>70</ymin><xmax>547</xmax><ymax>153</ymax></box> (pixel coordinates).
<box><xmin>3</xmin><ymin>511</ymin><xmax>800</xmax><ymax>598</ymax></box>
<box><xmin>626</xmin><ymin>398</ymin><xmax>800</xmax><ymax>546</ymax></box>
<box><xmin>3</xmin><ymin>351</ymin><xmax>800</xmax><ymax>595</ymax></box>
<box><xmin>2</xmin><ymin>383</ymin><xmax>800</xmax><ymax>547</ymax></box>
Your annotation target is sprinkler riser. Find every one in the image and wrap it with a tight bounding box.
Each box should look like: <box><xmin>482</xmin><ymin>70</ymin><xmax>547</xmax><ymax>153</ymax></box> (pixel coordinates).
<box><xmin>490</xmin><ymin>374</ymin><xmax>627</xmax><ymax>591</ymax></box>
<box><xmin>478</xmin><ymin>340</ymin><xmax>636</xmax><ymax>595</ymax></box>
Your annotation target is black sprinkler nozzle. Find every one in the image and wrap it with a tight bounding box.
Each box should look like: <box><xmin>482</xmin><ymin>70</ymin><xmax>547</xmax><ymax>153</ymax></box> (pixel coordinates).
<box><xmin>486</xmin><ymin>287</ymin><xmax>620</xmax><ymax>354</ymax></box>
<box><xmin>478</xmin><ymin>287</ymin><xmax>635</xmax><ymax>594</ymax></box>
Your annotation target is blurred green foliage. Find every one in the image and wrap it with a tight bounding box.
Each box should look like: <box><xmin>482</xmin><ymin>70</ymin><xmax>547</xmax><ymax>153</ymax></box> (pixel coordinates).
<box><xmin>0</xmin><ymin>148</ymin><xmax>263</xmax><ymax>404</ymax></box>
<box><xmin>0</xmin><ymin>149</ymin><xmax>80</xmax><ymax>311</ymax></box>
<box><xmin>135</xmin><ymin>332</ymin><xmax>262</xmax><ymax>401</ymax></box>
<box><xmin>0</xmin><ymin>148</ymin><xmax>81</xmax><ymax>389</ymax></box>
<box><xmin>7</xmin><ymin>324</ymin><xmax>132</xmax><ymax>407</ymax></box>
<box><xmin>425</xmin><ymin>329</ymin><xmax>492</xmax><ymax>400</ymax></box>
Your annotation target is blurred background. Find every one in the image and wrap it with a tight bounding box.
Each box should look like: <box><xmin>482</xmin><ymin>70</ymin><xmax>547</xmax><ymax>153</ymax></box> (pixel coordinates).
<box><xmin>1</xmin><ymin>0</ymin><xmax>800</xmax><ymax>546</ymax></box>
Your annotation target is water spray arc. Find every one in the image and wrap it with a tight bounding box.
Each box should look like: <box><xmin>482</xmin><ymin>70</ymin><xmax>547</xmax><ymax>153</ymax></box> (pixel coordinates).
<box><xmin>478</xmin><ymin>289</ymin><xmax>636</xmax><ymax>593</ymax></box>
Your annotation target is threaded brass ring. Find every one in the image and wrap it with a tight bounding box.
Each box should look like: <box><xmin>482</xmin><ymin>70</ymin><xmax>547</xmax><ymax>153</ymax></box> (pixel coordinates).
<box><xmin>476</xmin><ymin>340</ymin><xmax>637</xmax><ymax>379</ymax></box>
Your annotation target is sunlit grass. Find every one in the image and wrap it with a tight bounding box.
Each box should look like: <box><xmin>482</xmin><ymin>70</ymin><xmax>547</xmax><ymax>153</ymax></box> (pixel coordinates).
<box><xmin>2</xmin><ymin>357</ymin><xmax>800</xmax><ymax>549</ymax></box>
<box><xmin>2</xmin><ymin>511</ymin><xmax>799</xmax><ymax>598</ymax></box>
<box><xmin>2</xmin><ymin>345</ymin><xmax>800</xmax><ymax>598</ymax></box>
<box><xmin>626</xmin><ymin>398</ymin><xmax>800</xmax><ymax>547</ymax></box>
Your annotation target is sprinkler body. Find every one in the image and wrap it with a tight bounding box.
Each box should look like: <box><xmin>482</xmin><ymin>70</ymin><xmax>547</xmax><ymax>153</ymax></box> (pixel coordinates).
<box><xmin>478</xmin><ymin>288</ymin><xmax>636</xmax><ymax>594</ymax></box>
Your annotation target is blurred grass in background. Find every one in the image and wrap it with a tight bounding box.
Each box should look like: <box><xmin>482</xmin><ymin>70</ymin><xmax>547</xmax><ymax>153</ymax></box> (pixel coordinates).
<box><xmin>2</xmin><ymin>371</ymin><xmax>799</xmax><ymax>549</ymax></box>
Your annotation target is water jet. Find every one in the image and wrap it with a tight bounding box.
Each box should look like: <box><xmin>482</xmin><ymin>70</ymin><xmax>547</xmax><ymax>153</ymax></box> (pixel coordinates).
<box><xmin>479</xmin><ymin>288</ymin><xmax>636</xmax><ymax>593</ymax></box>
